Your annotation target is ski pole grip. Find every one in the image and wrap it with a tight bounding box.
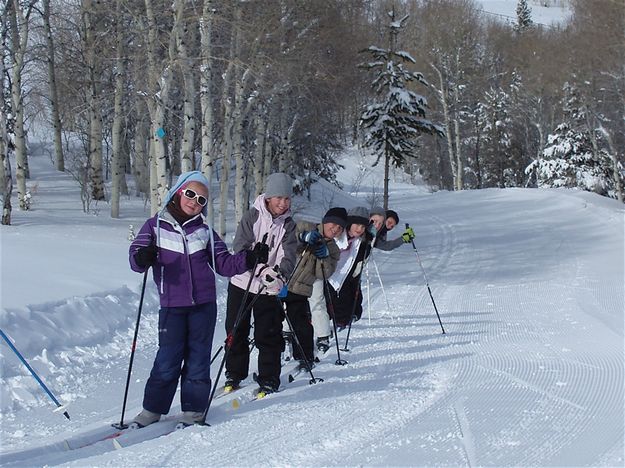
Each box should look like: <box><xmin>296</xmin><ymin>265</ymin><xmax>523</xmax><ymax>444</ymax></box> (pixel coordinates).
<box><xmin>405</xmin><ymin>222</ymin><xmax>410</xmax><ymax>229</ymax></box>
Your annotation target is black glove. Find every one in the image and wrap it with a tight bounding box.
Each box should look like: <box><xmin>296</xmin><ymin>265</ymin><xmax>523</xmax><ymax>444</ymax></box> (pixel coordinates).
<box><xmin>135</xmin><ymin>244</ymin><xmax>158</xmax><ymax>267</ymax></box>
<box><xmin>245</xmin><ymin>242</ymin><xmax>269</xmax><ymax>269</ymax></box>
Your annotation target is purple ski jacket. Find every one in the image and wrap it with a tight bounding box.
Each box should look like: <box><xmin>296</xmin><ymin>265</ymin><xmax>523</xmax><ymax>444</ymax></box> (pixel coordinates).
<box><xmin>129</xmin><ymin>210</ymin><xmax>249</xmax><ymax>308</ymax></box>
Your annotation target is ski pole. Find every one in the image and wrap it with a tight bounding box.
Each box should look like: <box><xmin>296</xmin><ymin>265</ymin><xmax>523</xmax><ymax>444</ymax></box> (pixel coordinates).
<box><xmin>203</xmin><ymin>267</ymin><xmax>263</xmax><ymax>425</ymax></box>
<box><xmin>279</xmin><ymin>299</ymin><xmax>322</xmax><ymax>384</ymax></box>
<box><xmin>406</xmin><ymin>223</ymin><xmax>445</xmax><ymax>334</ymax></box>
<box><xmin>113</xmin><ymin>268</ymin><xmax>149</xmax><ymax>429</ymax></box>
<box><xmin>320</xmin><ymin>263</ymin><xmax>347</xmax><ymax>366</ymax></box>
<box><xmin>366</xmin><ymin>260</ymin><xmax>371</xmax><ymax>324</ymax></box>
<box><xmin>0</xmin><ymin>328</ymin><xmax>70</xmax><ymax>420</ymax></box>
<box><xmin>342</xmin><ymin>288</ymin><xmax>360</xmax><ymax>352</ymax></box>
<box><xmin>372</xmin><ymin>258</ymin><xmax>394</xmax><ymax>321</ymax></box>
<box><xmin>341</xmin><ymin>228</ymin><xmax>380</xmax><ymax>352</ymax></box>
<box><xmin>204</xmin><ymin>243</ymin><xmax>310</xmax><ymax>423</ymax></box>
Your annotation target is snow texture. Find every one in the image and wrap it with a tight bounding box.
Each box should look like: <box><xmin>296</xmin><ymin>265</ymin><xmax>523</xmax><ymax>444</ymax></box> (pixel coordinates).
<box><xmin>1</xmin><ymin>139</ymin><xmax>623</xmax><ymax>466</ymax></box>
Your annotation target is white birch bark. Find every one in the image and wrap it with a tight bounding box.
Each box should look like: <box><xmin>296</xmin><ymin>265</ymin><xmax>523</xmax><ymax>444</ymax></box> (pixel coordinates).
<box><xmin>218</xmin><ymin>6</ymin><xmax>238</xmax><ymax>237</ymax></box>
<box><xmin>233</xmin><ymin>68</ymin><xmax>254</xmax><ymax>222</ymax></box>
<box><xmin>42</xmin><ymin>0</ymin><xmax>64</xmax><ymax>172</ymax></box>
<box><xmin>174</xmin><ymin>0</ymin><xmax>195</xmax><ymax>174</ymax></box>
<box><xmin>82</xmin><ymin>0</ymin><xmax>105</xmax><ymax>201</ymax></box>
<box><xmin>199</xmin><ymin>0</ymin><xmax>215</xmax><ymax>225</ymax></box>
<box><xmin>0</xmin><ymin>9</ymin><xmax>12</xmax><ymax>225</ymax></box>
<box><xmin>9</xmin><ymin>0</ymin><xmax>31</xmax><ymax>209</ymax></box>
<box><xmin>452</xmin><ymin>53</ymin><xmax>463</xmax><ymax>190</ymax></box>
<box><xmin>277</xmin><ymin>107</ymin><xmax>288</xmax><ymax>172</ymax></box>
<box><xmin>110</xmin><ymin>0</ymin><xmax>125</xmax><ymax>218</ymax></box>
<box><xmin>133</xmin><ymin>102</ymin><xmax>150</xmax><ymax>197</ymax></box>
<box><xmin>145</xmin><ymin>0</ymin><xmax>175</xmax><ymax>215</ymax></box>
<box><xmin>262</xmin><ymin>119</ymin><xmax>272</xmax><ymax>189</ymax></box>
<box><xmin>253</xmin><ymin>105</ymin><xmax>267</xmax><ymax>197</ymax></box>
<box><xmin>430</xmin><ymin>61</ymin><xmax>458</xmax><ymax>191</ymax></box>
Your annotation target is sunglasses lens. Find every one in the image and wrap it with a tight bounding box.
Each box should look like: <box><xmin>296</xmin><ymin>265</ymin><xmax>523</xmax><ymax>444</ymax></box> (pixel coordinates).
<box><xmin>182</xmin><ymin>188</ymin><xmax>207</xmax><ymax>207</ymax></box>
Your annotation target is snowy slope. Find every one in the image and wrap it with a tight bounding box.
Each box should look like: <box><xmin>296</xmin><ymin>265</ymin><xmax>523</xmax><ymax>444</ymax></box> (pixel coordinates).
<box><xmin>477</xmin><ymin>0</ymin><xmax>571</xmax><ymax>26</ymax></box>
<box><xmin>0</xmin><ymin>146</ymin><xmax>623</xmax><ymax>466</ymax></box>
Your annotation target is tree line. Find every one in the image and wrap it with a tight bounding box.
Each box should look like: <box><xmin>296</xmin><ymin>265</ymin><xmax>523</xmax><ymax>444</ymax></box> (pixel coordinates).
<box><xmin>1</xmin><ymin>0</ymin><xmax>623</xmax><ymax>227</ymax></box>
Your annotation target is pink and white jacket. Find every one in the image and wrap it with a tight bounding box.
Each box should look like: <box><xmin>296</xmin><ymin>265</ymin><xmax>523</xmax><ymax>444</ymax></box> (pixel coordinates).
<box><xmin>230</xmin><ymin>194</ymin><xmax>298</xmax><ymax>294</ymax></box>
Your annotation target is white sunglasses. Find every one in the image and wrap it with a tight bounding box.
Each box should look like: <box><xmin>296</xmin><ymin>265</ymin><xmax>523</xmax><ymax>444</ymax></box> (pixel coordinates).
<box><xmin>181</xmin><ymin>188</ymin><xmax>208</xmax><ymax>207</ymax></box>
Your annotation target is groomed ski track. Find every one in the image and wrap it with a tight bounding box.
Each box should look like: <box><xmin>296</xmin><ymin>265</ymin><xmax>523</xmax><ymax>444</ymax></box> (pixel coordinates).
<box><xmin>1</xmin><ymin>183</ymin><xmax>623</xmax><ymax>466</ymax></box>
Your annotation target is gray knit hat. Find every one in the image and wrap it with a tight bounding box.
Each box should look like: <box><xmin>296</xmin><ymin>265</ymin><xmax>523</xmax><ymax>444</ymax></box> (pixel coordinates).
<box><xmin>370</xmin><ymin>205</ymin><xmax>385</xmax><ymax>217</ymax></box>
<box><xmin>347</xmin><ymin>206</ymin><xmax>369</xmax><ymax>226</ymax></box>
<box><xmin>265</xmin><ymin>173</ymin><xmax>293</xmax><ymax>198</ymax></box>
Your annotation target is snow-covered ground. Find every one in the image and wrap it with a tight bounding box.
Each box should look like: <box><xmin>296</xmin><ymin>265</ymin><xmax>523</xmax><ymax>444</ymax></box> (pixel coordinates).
<box><xmin>478</xmin><ymin>0</ymin><xmax>571</xmax><ymax>26</ymax></box>
<box><xmin>0</xmin><ymin>142</ymin><xmax>623</xmax><ymax>466</ymax></box>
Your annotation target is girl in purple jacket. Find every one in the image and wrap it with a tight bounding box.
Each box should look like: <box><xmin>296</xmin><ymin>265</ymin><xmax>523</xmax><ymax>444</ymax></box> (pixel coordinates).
<box><xmin>128</xmin><ymin>171</ymin><xmax>266</xmax><ymax>428</ymax></box>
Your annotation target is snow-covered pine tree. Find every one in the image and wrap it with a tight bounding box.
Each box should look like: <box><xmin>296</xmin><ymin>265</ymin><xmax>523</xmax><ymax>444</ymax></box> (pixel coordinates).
<box><xmin>525</xmin><ymin>81</ymin><xmax>622</xmax><ymax>197</ymax></box>
<box><xmin>514</xmin><ymin>0</ymin><xmax>533</xmax><ymax>34</ymax></box>
<box><xmin>358</xmin><ymin>8</ymin><xmax>442</xmax><ymax>209</ymax></box>
<box><xmin>476</xmin><ymin>73</ymin><xmax>523</xmax><ymax>188</ymax></box>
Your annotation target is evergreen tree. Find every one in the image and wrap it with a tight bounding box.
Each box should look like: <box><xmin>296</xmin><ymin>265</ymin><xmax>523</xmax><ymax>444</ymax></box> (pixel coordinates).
<box><xmin>514</xmin><ymin>0</ymin><xmax>533</xmax><ymax>33</ymax></box>
<box><xmin>358</xmin><ymin>8</ymin><xmax>442</xmax><ymax>208</ymax></box>
<box><xmin>526</xmin><ymin>82</ymin><xmax>622</xmax><ymax>197</ymax></box>
<box><xmin>475</xmin><ymin>73</ymin><xmax>523</xmax><ymax>188</ymax></box>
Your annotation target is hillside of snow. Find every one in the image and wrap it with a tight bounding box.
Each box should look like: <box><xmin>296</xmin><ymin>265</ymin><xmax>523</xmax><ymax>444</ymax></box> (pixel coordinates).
<box><xmin>478</xmin><ymin>0</ymin><xmax>571</xmax><ymax>26</ymax></box>
<box><xmin>0</xmin><ymin>143</ymin><xmax>623</xmax><ymax>466</ymax></box>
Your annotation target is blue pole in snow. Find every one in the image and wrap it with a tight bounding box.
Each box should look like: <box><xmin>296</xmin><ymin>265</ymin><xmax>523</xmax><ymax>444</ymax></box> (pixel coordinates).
<box><xmin>0</xmin><ymin>328</ymin><xmax>70</xmax><ymax>420</ymax></box>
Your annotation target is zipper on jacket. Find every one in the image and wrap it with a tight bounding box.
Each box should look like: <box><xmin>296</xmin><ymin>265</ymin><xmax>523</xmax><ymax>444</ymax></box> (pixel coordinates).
<box><xmin>174</xmin><ymin>221</ymin><xmax>195</xmax><ymax>305</ymax></box>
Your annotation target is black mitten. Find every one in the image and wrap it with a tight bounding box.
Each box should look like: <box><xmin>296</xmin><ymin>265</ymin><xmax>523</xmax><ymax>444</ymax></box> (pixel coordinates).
<box><xmin>135</xmin><ymin>244</ymin><xmax>158</xmax><ymax>267</ymax></box>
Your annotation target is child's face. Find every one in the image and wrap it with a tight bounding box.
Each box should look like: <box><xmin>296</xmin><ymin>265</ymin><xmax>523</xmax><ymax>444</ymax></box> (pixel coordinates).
<box><xmin>179</xmin><ymin>181</ymin><xmax>208</xmax><ymax>216</ymax></box>
<box><xmin>349</xmin><ymin>223</ymin><xmax>366</xmax><ymax>238</ymax></box>
<box><xmin>385</xmin><ymin>217</ymin><xmax>397</xmax><ymax>231</ymax></box>
<box><xmin>322</xmin><ymin>222</ymin><xmax>343</xmax><ymax>240</ymax></box>
<box><xmin>370</xmin><ymin>214</ymin><xmax>384</xmax><ymax>231</ymax></box>
<box><xmin>266</xmin><ymin>196</ymin><xmax>291</xmax><ymax>217</ymax></box>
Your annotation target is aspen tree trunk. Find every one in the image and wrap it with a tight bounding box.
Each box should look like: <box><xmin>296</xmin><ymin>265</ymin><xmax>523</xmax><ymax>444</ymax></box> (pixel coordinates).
<box><xmin>83</xmin><ymin>0</ymin><xmax>105</xmax><ymax>201</ymax></box>
<box><xmin>474</xmin><ymin>113</ymin><xmax>483</xmax><ymax>188</ymax></box>
<box><xmin>9</xmin><ymin>0</ymin><xmax>31</xmax><ymax>209</ymax></box>
<box><xmin>453</xmin><ymin>114</ymin><xmax>462</xmax><ymax>190</ymax></box>
<box><xmin>0</xmin><ymin>14</ymin><xmax>11</xmax><ymax>225</ymax></box>
<box><xmin>133</xmin><ymin>99</ymin><xmax>150</xmax><ymax>197</ymax></box>
<box><xmin>262</xmin><ymin>120</ymin><xmax>273</xmax><ymax>190</ymax></box>
<box><xmin>145</xmin><ymin>0</ymin><xmax>175</xmax><ymax>215</ymax></box>
<box><xmin>233</xmin><ymin>68</ymin><xmax>253</xmax><ymax>222</ymax></box>
<box><xmin>219</xmin><ymin>94</ymin><xmax>233</xmax><ymax>236</ymax></box>
<box><xmin>240</xmin><ymin>74</ymin><xmax>260</xmax><ymax>217</ymax></box>
<box><xmin>452</xmin><ymin>53</ymin><xmax>463</xmax><ymax>190</ymax></box>
<box><xmin>174</xmin><ymin>0</ymin><xmax>194</xmax><ymax>173</ymax></box>
<box><xmin>0</xmin><ymin>130</ymin><xmax>11</xmax><ymax>225</ymax></box>
<box><xmin>200</xmin><ymin>0</ymin><xmax>215</xmax><ymax>225</ymax></box>
<box><xmin>277</xmin><ymin>107</ymin><xmax>288</xmax><ymax>172</ymax></box>
<box><xmin>218</xmin><ymin>6</ymin><xmax>238</xmax><ymax>236</ymax></box>
<box><xmin>42</xmin><ymin>0</ymin><xmax>64</xmax><ymax>172</ymax></box>
<box><xmin>253</xmin><ymin>106</ymin><xmax>267</xmax><ymax>197</ymax></box>
<box><xmin>110</xmin><ymin>0</ymin><xmax>125</xmax><ymax>218</ymax></box>
<box><xmin>383</xmin><ymin>139</ymin><xmax>390</xmax><ymax>210</ymax></box>
<box><xmin>284</xmin><ymin>114</ymin><xmax>297</xmax><ymax>173</ymax></box>
<box><xmin>431</xmin><ymin>62</ymin><xmax>458</xmax><ymax>191</ymax></box>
